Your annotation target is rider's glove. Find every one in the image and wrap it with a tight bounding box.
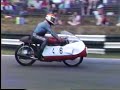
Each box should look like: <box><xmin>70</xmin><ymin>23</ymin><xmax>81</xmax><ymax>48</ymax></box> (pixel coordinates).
<box><xmin>58</xmin><ymin>37</ymin><xmax>67</xmax><ymax>46</ymax></box>
<box><xmin>58</xmin><ymin>37</ymin><xmax>64</xmax><ymax>43</ymax></box>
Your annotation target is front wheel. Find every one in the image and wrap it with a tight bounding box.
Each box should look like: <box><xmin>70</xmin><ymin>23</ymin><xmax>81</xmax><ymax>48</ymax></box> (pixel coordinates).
<box><xmin>63</xmin><ymin>57</ymin><xmax>83</xmax><ymax>67</ymax></box>
<box><xmin>15</xmin><ymin>44</ymin><xmax>36</xmax><ymax>66</ymax></box>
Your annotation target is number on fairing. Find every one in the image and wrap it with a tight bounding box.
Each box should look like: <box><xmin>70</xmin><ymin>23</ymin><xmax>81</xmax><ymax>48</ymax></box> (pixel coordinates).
<box><xmin>52</xmin><ymin>47</ymin><xmax>63</xmax><ymax>54</ymax></box>
<box><xmin>59</xmin><ymin>47</ymin><xmax>63</xmax><ymax>54</ymax></box>
<box><xmin>52</xmin><ymin>48</ymin><xmax>55</xmax><ymax>54</ymax></box>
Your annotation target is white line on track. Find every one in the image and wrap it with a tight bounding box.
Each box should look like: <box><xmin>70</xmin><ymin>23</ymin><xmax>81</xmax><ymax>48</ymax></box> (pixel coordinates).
<box><xmin>2</xmin><ymin>55</ymin><xmax>14</xmax><ymax>56</ymax></box>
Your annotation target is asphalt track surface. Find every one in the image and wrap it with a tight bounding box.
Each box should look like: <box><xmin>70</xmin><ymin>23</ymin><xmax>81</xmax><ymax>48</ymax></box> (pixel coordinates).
<box><xmin>1</xmin><ymin>55</ymin><xmax>120</xmax><ymax>90</ymax></box>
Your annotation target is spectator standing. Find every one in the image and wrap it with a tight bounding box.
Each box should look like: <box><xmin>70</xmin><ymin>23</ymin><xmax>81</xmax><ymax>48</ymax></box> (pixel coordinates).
<box><xmin>93</xmin><ymin>0</ymin><xmax>109</xmax><ymax>25</ymax></box>
<box><xmin>81</xmin><ymin>0</ymin><xmax>89</xmax><ymax>16</ymax></box>
<box><xmin>35</xmin><ymin>0</ymin><xmax>43</xmax><ymax>9</ymax></box>
<box><xmin>64</xmin><ymin>0</ymin><xmax>71</xmax><ymax>8</ymax></box>
<box><xmin>49</xmin><ymin>0</ymin><xmax>62</xmax><ymax>13</ymax></box>
<box><xmin>3</xmin><ymin>2</ymin><xmax>15</xmax><ymax>15</ymax></box>
<box><xmin>90</xmin><ymin>0</ymin><xmax>98</xmax><ymax>14</ymax></box>
<box><xmin>27</xmin><ymin>4</ymin><xmax>36</xmax><ymax>12</ymax></box>
<box><xmin>58</xmin><ymin>1</ymin><xmax>66</xmax><ymax>14</ymax></box>
<box><xmin>41</xmin><ymin>0</ymin><xmax>49</xmax><ymax>13</ymax></box>
<box><xmin>70</xmin><ymin>0</ymin><xmax>77</xmax><ymax>8</ymax></box>
<box><xmin>49</xmin><ymin>2</ymin><xmax>58</xmax><ymax>13</ymax></box>
<box><xmin>1</xmin><ymin>0</ymin><xmax>9</xmax><ymax>6</ymax></box>
<box><xmin>41</xmin><ymin>0</ymin><xmax>49</xmax><ymax>8</ymax></box>
<box><xmin>12</xmin><ymin>2</ymin><xmax>21</xmax><ymax>15</ymax></box>
<box><xmin>52</xmin><ymin>0</ymin><xmax>63</xmax><ymax>11</ymax></box>
<box><xmin>1</xmin><ymin>3</ymin><xmax>4</xmax><ymax>13</ymax></box>
<box><xmin>116</xmin><ymin>0</ymin><xmax>120</xmax><ymax>26</ymax></box>
<box><xmin>63</xmin><ymin>0</ymin><xmax>71</xmax><ymax>12</ymax></box>
<box><xmin>87</xmin><ymin>0</ymin><xmax>97</xmax><ymax>15</ymax></box>
<box><xmin>71</xmin><ymin>0</ymin><xmax>83</xmax><ymax>15</ymax></box>
<box><xmin>28</xmin><ymin>0</ymin><xmax>42</xmax><ymax>9</ymax></box>
<box><xmin>67</xmin><ymin>12</ymin><xmax>81</xmax><ymax>26</ymax></box>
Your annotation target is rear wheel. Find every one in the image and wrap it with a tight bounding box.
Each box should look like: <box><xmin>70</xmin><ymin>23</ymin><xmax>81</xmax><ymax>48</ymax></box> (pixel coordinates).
<box><xmin>63</xmin><ymin>57</ymin><xmax>83</xmax><ymax>67</ymax></box>
<box><xmin>15</xmin><ymin>44</ymin><xmax>36</xmax><ymax>66</ymax></box>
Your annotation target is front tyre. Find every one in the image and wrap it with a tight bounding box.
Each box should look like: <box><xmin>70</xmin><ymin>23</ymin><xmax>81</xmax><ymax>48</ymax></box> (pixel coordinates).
<box><xmin>63</xmin><ymin>57</ymin><xmax>83</xmax><ymax>67</ymax></box>
<box><xmin>15</xmin><ymin>44</ymin><xmax>36</xmax><ymax>66</ymax></box>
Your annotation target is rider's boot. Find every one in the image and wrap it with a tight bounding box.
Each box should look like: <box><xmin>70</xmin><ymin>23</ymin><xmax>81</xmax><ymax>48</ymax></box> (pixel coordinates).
<box><xmin>37</xmin><ymin>40</ymin><xmax>47</xmax><ymax>60</ymax></box>
<box><xmin>37</xmin><ymin>50</ymin><xmax>44</xmax><ymax>60</ymax></box>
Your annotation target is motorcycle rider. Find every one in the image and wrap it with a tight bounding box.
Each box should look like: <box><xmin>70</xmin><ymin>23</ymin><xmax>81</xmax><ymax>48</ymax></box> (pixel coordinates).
<box><xmin>31</xmin><ymin>13</ymin><xmax>62</xmax><ymax>59</ymax></box>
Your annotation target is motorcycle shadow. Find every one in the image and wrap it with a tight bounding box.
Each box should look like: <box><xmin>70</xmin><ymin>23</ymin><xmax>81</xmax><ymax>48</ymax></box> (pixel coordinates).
<box><xmin>14</xmin><ymin>61</ymin><xmax>102</xmax><ymax>73</ymax></box>
<box><xmin>27</xmin><ymin>62</ymin><xmax>104</xmax><ymax>73</ymax></box>
<box><xmin>26</xmin><ymin>62</ymin><xmax>88</xmax><ymax>70</ymax></box>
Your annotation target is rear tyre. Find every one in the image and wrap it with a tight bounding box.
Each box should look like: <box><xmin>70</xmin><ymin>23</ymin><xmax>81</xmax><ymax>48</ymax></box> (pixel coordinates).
<box><xmin>63</xmin><ymin>57</ymin><xmax>83</xmax><ymax>67</ymax></box>
<box><xmin>15</xmin><ymin>44</ymin><xmax>36</xmax><ymax>66</ymax></box>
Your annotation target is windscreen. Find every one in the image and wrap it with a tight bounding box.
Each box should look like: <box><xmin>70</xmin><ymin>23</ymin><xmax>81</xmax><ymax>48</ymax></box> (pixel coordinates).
<box><xmin>60</xmin><ymin>30</ymin><xmax>80</xmax><ymax>42</ymax></box>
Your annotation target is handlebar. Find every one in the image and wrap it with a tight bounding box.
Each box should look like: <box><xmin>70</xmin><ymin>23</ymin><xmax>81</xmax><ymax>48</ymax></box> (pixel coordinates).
<box><xmin>59</xmin><ymin>37</ymin><xmax>69</xmax><ymax>46</ymax></box>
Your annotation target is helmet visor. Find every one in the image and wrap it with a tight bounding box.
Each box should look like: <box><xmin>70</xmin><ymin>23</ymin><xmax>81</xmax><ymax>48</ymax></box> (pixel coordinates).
<box><xmin>51</xmin><ymin>17</ymin><xmax>56</xmax><ymax>24</ymax></box>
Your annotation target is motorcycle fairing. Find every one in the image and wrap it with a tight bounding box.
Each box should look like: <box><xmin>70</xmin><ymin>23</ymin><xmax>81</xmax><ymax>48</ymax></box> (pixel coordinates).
<box><xmin>42</xmin><ymin>41</ymin><xmax>85</xmax><ymax>56</ymax></box>
<box><xmin>43</xmin><ymin>47</ymin><xmax>87</xmax><ymax>61</ymax></box>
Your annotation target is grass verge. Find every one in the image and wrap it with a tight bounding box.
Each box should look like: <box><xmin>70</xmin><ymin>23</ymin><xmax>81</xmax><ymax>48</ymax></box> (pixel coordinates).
<box><xmin>1</xmin><ymin>16</ymin><xmax>120</xmax><ymax>35</ymax></box>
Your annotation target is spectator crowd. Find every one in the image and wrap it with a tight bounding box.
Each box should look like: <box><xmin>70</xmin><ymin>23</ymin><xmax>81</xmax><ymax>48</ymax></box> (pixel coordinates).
<box><xmin>1</xmin><ymin>0</ymin><xmax>119</xmax><ymax>26</ymax></box>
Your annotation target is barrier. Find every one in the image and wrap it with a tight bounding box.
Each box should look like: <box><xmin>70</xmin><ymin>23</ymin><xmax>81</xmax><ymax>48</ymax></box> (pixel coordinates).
<box><xmin>1</xmin><ymin>34</ymin><xmax>120</xmax><ymax>54</ymax></box>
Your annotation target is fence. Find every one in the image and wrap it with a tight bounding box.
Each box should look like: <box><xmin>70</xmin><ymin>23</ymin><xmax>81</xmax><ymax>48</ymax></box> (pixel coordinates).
<box><xmin>1</xmin><ymin>34</ymin><xmax>120</xmax><ymax>54</ymax></box>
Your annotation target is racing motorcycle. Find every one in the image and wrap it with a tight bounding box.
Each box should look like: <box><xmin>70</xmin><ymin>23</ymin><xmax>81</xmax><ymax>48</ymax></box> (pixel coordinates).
<box><xmin>15</xmin><ymin>31</ymin><xmax>87</xmax><ymax>67</ymax></box>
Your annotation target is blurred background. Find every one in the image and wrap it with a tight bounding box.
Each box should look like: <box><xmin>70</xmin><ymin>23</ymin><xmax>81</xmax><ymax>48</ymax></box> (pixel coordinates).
<box><xmin>1</xmin><ymin>0</ymin><xmax>120</xmax><ymax>16</ymax></box>
<box><xmin>1</xmin><ymin>0</ymin><xmax>120</xmax><ymax>34</ymax></box>
<box><xmin>1</xmin><ymin>0</ymin><xmax>120</xmax><ymax>55</ymax></box>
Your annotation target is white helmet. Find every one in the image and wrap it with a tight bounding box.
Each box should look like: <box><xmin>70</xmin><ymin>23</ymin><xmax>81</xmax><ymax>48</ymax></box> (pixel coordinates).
<box><xmin>45</xmin><ymin>14</ymin><xmax>56</xmax><ymax>25</ymax></box>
